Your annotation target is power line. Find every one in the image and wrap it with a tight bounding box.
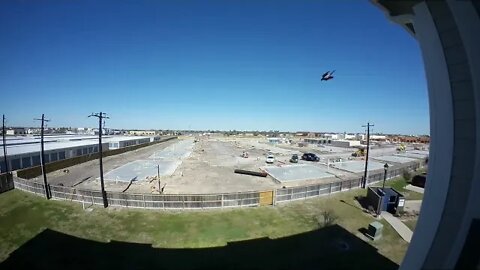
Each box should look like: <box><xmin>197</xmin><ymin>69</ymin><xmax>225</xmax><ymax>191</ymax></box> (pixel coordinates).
<box><xmin>361</xmin><ymin>122</ymin><xmax>374</xmax><ymax>189</ymax></box>
<box><xmin>34</xmin><ymin>114</ymin><xmax>51</xmax><ymax>199</ymax></box>
<box><xmin>88</xmin><ymin>112</ymin><xmax>109</xmax><ymax>208</ymax></box>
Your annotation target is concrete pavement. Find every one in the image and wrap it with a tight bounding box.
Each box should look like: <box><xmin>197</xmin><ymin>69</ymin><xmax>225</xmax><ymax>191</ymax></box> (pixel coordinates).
<box><xmin>382</xmin><ymin>211</ymin><xmax>413</xmax><ymax>243</ymax></box>
<box><xmin>405</xmin><ymin>184</ymin><xmax>425</xmax><ymax>194</ymax></box>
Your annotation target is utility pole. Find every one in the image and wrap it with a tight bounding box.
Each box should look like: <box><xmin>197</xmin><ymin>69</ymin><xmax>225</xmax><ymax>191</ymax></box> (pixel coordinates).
<box><xmin>88</xmin><ymin>112</ymin><xmax>109</xmax><ymax>208</ymax></box>
<box><xmin>2</xmin><ymin>115</ymin><xmax>9</xmax><ymax>174</ymax></box>
<box><xmin>34</xmin><ymin>114</ymin><xmax>51</xmax><ymax>199</ymax></box>
<box><xmin>362</xmin><ymin>122</ymin><xmax>374</xmax><ymax>189</ymax></box>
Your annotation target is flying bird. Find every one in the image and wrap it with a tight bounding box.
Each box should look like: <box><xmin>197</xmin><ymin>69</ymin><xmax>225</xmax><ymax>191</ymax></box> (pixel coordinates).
<box><xmin>321</xmin><ymin>70</ymin><xmax>335</xmax><ymax>81</ymax></box>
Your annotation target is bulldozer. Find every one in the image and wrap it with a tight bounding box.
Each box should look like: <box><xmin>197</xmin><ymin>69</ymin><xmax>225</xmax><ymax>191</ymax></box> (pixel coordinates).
<box><xmin>352</xmin><ymin>148</ymin><xmax>366</xmax><ymax>157</ymax></box>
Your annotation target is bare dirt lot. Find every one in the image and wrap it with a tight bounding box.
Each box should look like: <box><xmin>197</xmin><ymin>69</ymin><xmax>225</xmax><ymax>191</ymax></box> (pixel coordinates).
<box><xmin>45</xmin><ymin>136</ymin><xmax>357</xmax><ymax>194</ymax></box>
<box><xmin>43</xmin><ymin>135</ymin><xmax>408</xmax><ymax>195</ymax></box>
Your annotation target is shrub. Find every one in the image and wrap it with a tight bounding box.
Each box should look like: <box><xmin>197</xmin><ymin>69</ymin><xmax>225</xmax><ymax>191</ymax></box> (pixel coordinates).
<box><xmin>402</xmin><ymin>170</ymin><xmax>412</xmax><ymax>182</ymax></box>
<box><xmin>317</xmin><ymin>209</ymin><xmax>339</xmax><ymax>228</ymax></box>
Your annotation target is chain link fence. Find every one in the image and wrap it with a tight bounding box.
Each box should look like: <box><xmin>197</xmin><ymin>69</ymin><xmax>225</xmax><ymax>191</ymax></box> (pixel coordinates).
<box><xmin>12</xmin><ymin>159</ymin><xmax>425</xmax><ymax>209</ymax></box>
<box><xmin>275</xmin><ymin>161</ymin><xmax>424</xmax><ymax>204</ymax></box>
<box><xmin>14</xmin><ymin>177</ymin><xmax>262</xmax><ymax>209</ymax></box>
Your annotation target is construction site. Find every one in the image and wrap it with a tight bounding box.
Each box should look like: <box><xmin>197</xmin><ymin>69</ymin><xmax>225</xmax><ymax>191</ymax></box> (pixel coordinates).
<box><xmin>25</xmin><ymin>134</ymin><xmax>429</xmax><ymax>195</ymax></box>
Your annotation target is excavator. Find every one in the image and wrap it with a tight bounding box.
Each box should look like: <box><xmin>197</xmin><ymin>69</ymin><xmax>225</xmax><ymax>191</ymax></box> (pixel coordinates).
<box><xmin>396</xmin><ymin>143</ymin><xmax>406</xmax><ymax>152</ymax></box>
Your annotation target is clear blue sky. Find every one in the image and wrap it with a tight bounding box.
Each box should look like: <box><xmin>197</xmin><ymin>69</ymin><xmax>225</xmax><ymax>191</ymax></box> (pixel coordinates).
<box><xmin>0</xmin><ymin>0</ymin><xmax>429</xmax><ymax>134</ymax></box>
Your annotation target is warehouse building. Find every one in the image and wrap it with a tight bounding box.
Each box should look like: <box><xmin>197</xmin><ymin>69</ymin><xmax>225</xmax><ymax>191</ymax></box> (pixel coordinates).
<box><xmin>303</xmin><ymin>138</ymin><xmax>361</xmax><ymax>148</ymax></box>
<box><xmin>0</xmin><ymin>135</ymin><xmax>160</xmax><ymax>172</ymax></box>
<box><xmin>0</xmin><ymin>140</ymin><xmax>108</xmax><ymax>172</ymax></box>
<box><xmin>105</xmin><ymin>136</ymin><xmax>152</xmax><ymax>150</ymax></box>
<box><xmin>331</xmin><ymin>140</ymin><xmax>361</xmax><ymax>148</ymax></box>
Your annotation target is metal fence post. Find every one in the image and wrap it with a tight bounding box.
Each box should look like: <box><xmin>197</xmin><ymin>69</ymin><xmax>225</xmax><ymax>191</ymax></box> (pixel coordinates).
<box><xmin>221</xmin><ymin>194</ymin><xmax>224</xmax><ymax>208</ymax></box>
<box><xmin>143</xmin><ymin>194</ymin><xmax>146</xmax><ymax>208</ymax></box>
<box><xmin>273</xmin><ymin>189</ymin><xmax>276</xmax><ymax>206</ymax></box>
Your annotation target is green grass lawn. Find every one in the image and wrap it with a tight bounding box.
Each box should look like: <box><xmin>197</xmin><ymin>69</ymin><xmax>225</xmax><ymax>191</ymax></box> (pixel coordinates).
<box><xmin>403</xmin><ymin>219</ymin><xmax>418</xmax><ymax>231</ymax></box>
<box><xmin>0</xmin><ymin>189</ymin><xmax>409</xmax><ymax>269</ymax></box>
<box><xmin>384</xmin><ymin>177</ymin><xmax>424</xmax><ymax>200</ymax></box>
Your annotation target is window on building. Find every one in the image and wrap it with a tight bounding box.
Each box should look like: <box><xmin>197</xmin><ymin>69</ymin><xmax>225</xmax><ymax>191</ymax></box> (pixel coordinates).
<box><xmin>51</xmin><ymin>152</ymin><xmax>58</xmax><ymax>162</ymax></box>
<box><xmin>94</xmin><ymin>146</ymin><xmax>98</xmax><ymax>153</ymax></box>
<box><xmin>82</xmin><ymin>148</ymin><xmax>87</xmax><ymax>155</ymax></box>
<box><xmin>11</xmin><ymin>159</ymin><xmax>21</xmax><ymax>170</ymax></box>
<box><xmin>0</xmin><ymin>162</ymin><xmax>5</xmax><ymax>173</ymax></box>
<box><xmin>32</xmin><ymin>155</ymin><xmax>40</xmax><ymax>166</ymax></box>
<box><xmin>59</xmin><ymin>151</ymin><xmax>66</xmax><ymax>160</ymax></box>
<box><xmin>22</xmin><ymin>157</ymin><xmax>31</xmax><ymax>168</ymax></box>
<box><xmin>89</xmin><ymin>147</ymin><xmax>93</xmax><ymax>153</ymax></box>
<box><xmin>43</xmin><ymin>154</ymin><xmax>50</xmax><ymax>163</ymax></box>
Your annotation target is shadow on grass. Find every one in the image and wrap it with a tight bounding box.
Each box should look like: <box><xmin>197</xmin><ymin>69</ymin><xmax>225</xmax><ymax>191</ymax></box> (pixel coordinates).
<box><xmin>1</xmin><ymin>225</ymin><xmax>398</xmax><ymax>270</ymax></box>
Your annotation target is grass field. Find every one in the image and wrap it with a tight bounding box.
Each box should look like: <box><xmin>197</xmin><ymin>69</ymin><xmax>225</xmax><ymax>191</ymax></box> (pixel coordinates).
<box><xmin>384</xmin><ymin>177</ymin><xmax>424</xmax><ymax>200</ymax></box>
<box><xmin>0</xmin><ymin>188</ymin><xmax>409</xmax><ymax>269</ymax></box>
<box><xmin>403</xmin><ymin>219</ymin><xmax>418</xmax><ymax>231</ymax></box>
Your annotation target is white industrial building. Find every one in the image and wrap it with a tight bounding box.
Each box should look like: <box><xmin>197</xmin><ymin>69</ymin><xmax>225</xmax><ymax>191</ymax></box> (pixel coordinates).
<box><xmin>0</xmin><ymin>135</ymin><xmax>161</xmax><ymax>172</ymax></box>
<box><xmin>0</xmin><ymin>140</ymin><xmax>108</xmax><ymax>172</ymax></box>
<box><xmin>330</xmin><ymin>140</ymin><xmax>361</xmax><ymax>148</ymax></box>
<box><xmin>105</xmin><ymin>136</ymin><xmax>152</xmax><ymax>150</ymax></box>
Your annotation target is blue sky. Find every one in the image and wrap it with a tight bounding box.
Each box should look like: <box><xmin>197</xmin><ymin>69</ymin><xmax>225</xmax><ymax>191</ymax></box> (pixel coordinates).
<box><xmin>0</xmin><ymin>0</ymin><xmax>429</xmax><ymax>134</ymax></box>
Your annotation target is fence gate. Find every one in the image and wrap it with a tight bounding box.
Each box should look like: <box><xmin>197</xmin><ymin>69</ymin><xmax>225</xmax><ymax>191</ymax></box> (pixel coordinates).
<box><xmin>259</xmin><ymin>191</ymin><xmax>273</xmax><ymax>206</ymax></box>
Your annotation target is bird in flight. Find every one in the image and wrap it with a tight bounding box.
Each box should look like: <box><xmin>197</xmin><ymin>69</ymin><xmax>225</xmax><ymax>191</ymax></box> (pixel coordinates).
<box><xmin>321</xmin><ymin>70</ymin><xmax>335</xmax><ymax>81</ymax></box>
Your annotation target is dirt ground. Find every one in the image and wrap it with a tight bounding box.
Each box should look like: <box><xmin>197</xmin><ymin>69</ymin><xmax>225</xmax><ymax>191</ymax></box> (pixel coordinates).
<box><xmin>43</xmin><ymin>135</ymin><xmax>403</xmax><ymax>195</ymax></box>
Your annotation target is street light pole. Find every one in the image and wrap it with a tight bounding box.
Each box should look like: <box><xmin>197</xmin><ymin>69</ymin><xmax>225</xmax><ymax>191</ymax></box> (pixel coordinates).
<box><xmin>382</xmin><ymin>163</ymin><xmax>389</xmax><ymax>190</ymax></box>
<box><xmin>88</xmin><ymin>112</ymin><xmax>109</xmax><ymax>208</ymax></box>
<box><xmin>362</xmin><ymin>122</ymin><xmax>374</xmax><ymax>188</ymax></box>
<box><xmin>157</xmin><ymin>164</ymin><xmax>161</xmax><ymax>192</ymax></box>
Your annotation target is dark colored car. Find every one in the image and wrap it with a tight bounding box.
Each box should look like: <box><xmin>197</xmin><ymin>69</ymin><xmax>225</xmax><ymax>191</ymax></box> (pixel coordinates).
<box><xmin>301</xmin><ymin>153</ymin><xmax>320</xmax><ymax>162</ymax></box>
<box><xmin>290</xmin><ymin>154</ymin><xmax>299</xmax><ymax>163</ymax></box>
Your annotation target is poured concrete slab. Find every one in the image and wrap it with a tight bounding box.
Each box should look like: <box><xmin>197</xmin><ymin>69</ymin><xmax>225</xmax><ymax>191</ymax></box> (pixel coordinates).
<box><xmin>149</xmin><ymin>139</ymin><xmax>194</xmax><ymax>160</ymax></box>
<box><xmin>104</xmin><ymin>139</ymin><xmax>194</xmax><ymax>182</ymax></box>
<box><xmin>104</xmin><ymin>160</ymin><xmax>181</xmax><ymax>182</ymax></box>
<box><xmin>395</xmin><ymin>152</ymin><xmax>429</xmax><ymax>159</ymax></box>
<box><xmin>262</xmin><ymin>164</ymin><xmax>334</xmax><ymax>183</ymax></box>
<box><xmin>373</xmin><ymin>155</ymin><xmax>417</xmax><ymax>164</ymax></box>
<box><xmin>332</xmin><ymin>160</ymin><xmax>390</xmax><ymax>173</ymax></box>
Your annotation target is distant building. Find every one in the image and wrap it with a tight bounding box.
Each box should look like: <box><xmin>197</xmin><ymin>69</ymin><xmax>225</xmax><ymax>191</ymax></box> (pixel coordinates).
<box><xmin>6</xmin><ymin>128</ymin><xmax>27</xmax><ymax>135</ymax></box>
<box><xmin>295</xmin><ymin>132</ymin><xmax>309</xmax><ymax>137</ymax></box>
<box><xmin>129</xmin><ymin>130</ymin><xmax>156</xmax><ymax>136</ymax></box>
<box><xmin>331</xmin><ymin>140</ymin><xmax>361</xmax><ymax>148</ymax></box>
<box><xmin>267</xmin><ymin>137</ymin><xmax>288</xmax><ymax>144</ymax></box>
<box><xmin>370</xmin><ymin>135</ymin><xmax>387</xmax><ymax>141</ymax></box>
<box><xmin>389</xmin><ymin>135</ymin><xmax>430</xmax><ymax>144</ymax></box>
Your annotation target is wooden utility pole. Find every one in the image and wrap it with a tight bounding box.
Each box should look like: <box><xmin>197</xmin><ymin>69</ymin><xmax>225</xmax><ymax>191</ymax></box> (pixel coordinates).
<box><xmin>34</xmin><ymin>114</ymin><xmax>51</xmax><ymax>199</ymax></box>
<box><xmin>2</xmin><ymin>115</ymin><xmax>9</xmax><ymax>174</ymax></box>
<box><xmin>362</xmin><ymin>122</ymin><xmax>374</xmax><ymax>189</ymax></box>
<box><xmin>89</xmin><ymin>112</ymin><xmax>109</xmax><ymax>208</ymax></box>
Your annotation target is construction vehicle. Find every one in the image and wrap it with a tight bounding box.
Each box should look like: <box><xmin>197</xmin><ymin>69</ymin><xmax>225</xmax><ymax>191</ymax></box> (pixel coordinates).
<box><xmin>241</xmin><ymin>151</ymin><xmax>249</xmax><ymax>158</ymax></box>
<box><xmin>352</xmin><ymin>148</ymin><xmax>365</xmax><ymax>157</ymax></box>
<box><xmin>396</xmin><ymin>143</ymin><xmax>406</xmax><ymax>152</ymax></box>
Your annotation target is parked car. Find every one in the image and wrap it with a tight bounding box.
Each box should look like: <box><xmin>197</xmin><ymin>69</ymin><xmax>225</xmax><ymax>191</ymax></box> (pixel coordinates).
<box><xmin>290</xmin><ymin>154</ymin><xmax>299</xmax><ymax>163</ymax></box>
<box><xmin>266</xmin><ymin>154</ymin><xmax>275</xmax><ymax>164</ymax></box>
<box><xmin>301</xmin><ymin>153</ymin><xmax>320</xmax><ymax>162</ymax></box>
